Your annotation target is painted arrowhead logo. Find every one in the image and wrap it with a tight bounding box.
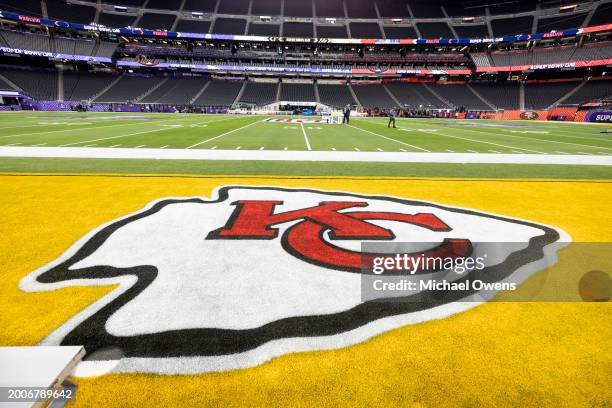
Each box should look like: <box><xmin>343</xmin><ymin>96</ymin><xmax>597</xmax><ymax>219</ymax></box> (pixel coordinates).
<box><xmin>20</xmin><ymin>186</ymin><xmax>568</xmax><ymax>375</ymax></box>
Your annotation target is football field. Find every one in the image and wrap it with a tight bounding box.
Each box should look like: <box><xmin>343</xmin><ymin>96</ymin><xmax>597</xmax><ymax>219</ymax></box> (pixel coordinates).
<box><xmin>1</xmin><ymin>111</ymin><xmax>611</xmax><ymax>155</ymax></box>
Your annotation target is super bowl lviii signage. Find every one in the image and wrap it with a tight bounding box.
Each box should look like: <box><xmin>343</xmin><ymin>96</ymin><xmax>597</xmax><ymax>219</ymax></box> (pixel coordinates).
<box><xmin>584</xmin><ymin>111</ymin><xmax>612</xmax><ymax>123</ymax></box>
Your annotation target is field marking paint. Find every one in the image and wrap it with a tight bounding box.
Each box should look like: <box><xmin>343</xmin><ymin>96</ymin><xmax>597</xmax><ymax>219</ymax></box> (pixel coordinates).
<box><xmin>210</xmin><ymin>146</ymin><xmax>217</xmax><ymax>150</ymax></box>
<box><xmin>134</xmin><ymin>145</ymin><xmax>146</xmax><ymax>148</ymax></box>
<box><xmin>415</xmin><ymin>128</ymin><xmax>545</xmax><ymax>154</ymax></box>
<box><xmin>495</xmin><ymin>130</ymin><xmax>612</xmax><ymax>151</ymax></box>
<box><xmin>332</xmin><ymin>147</ymin><xmax>336</xmax><ymax>151</ymax></box>
<box><xmin>5</xmin><ymin>142</ymin><xmax>22</xmax><ymax>146</ymax></box>
<box><xmin>445</xmin><ymin>149</ymin><xmax>455</xmax><ymax>153</ymax></box>
<box><xmin>468</xmin><ymin>150</ymin><xmax>478</xmax><ymax>153</ymax></box>
<box><xmin>84</xmin><ymin>144</ymin><xmax>97</xmax><ymax>147</ymax></box>
<box><xmin>300</xmin><ymin>123</ymin><xmax>312</xmax><ymax>151</ymax></box>
<box><xmin>31</xmin><ymin>143</ymin><xmax>47</xmax><ymax>146</ymax></box>
<box><xmin>160</xmin><ymin>145</ymin><xmax>169</xmax><ymax>149</ymax></box>
<box><xmin>0</xmin><ymin>118</ymin><xmax>183</xmax><ymax>140</ymax></box>
<box><xmin>284</xmin><ymin>147</ymin><xmax>288</xmax><ymax>151</ymax></box>
<box><xmin>3</xmin><ymin>145</ymin><xmax>610</xmax><ymax>165</ymax></box>
<box><xmin>354</xmin><ymin>147</ymin><xmax>360</xmax><ymax>151</ymax></box>
<box><xmin>489</xmin><ymin>150</ymin><xmax>501</xmax><ymax>153</ymax></box>
<box><xmin>400</xmin><ymin>148</ymin><xmax>407</xmax><ymax>152</ymax></box>
<box><xmin>59</xmin><ymin>128</ymin><xmax>169</xmax><ymax>147</ymax></box>
<box><xmin>444</xmin><ymin>121</ymin><xmax>612</xmax><ymax>150</ymax></box>
<box><xmin>555</xmin><ymin>151</ymin><xmax>569</xmax><ymax>155</ymax></box>
<box><xmin>186</xmin><ymin>120</ymin><xmax>259</xmax><ymax>149</ymax></box>
<box><xmin>512</xmin><ymin>151</ymin><xmax>525</xmax><ymax>154</ymax></box>
<box><xmin>236</xmin><ymin>146</ymin><xmax>241</xmax><ymax>150</ymax></box>
<box><xmin>109</xmin><ymin>144</ymin><xmax>121</xmax><ymax>148</ymax></box>
<box><xmin>348</xmin><ymin>124</ymin><xmax>430</xmax><ymax>152</ymax></box>
<box><xmin>259</xmin><ymin>146</ymin><xmax>265</xmax><ymax>150</ymax></box>
<box><xmin>377</xmin><ymin>148</ymin><xmax>384</xmax><ymax>152</ymax></box>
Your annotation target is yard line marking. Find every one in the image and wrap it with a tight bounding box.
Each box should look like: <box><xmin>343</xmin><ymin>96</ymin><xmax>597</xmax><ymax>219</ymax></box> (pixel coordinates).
<box><xmin>354</xmin><ymin>147</ymin><xmax>360</xmax><ymax>151</ymax></box>
<box><xmin>467</xmin><ymin>149</ymin><xmax>478</xmax><ymax>153</ymax></box>
<box><xmin>577</xmin><ymin>151</ymin><xmax>588</xmax><ymax>154</ymax></box>
<box><xmin>400</xmin><ymin>148</ymin><xmax>407</xmax><ymax>152</ymax></box>
<box><xmin>0</xmin><ymin>118</ymin><xmax>183</xmax><ymax>140</ymax></box>
<box><xmin>59</xmin><ymin>128</ymin><xmax>169</xmax><ymax>147</ymax></box>
<box><xmin>415</xmin><ymin>128</ymin><xmax>545</xmax><ymax>154</ymax></box>
<box><xmin>31</xmin><ymin>143</ymin><xmax>47</xmax><ymax>146</ymax></box>
<box><xmin>109</xmin><ymin>144</ymin><xmax>121</xmax><ymax>148</ymax></box>
<box><xmin>135</xmin><ymin>145</ymin><xmax>146</xmax><ymax>148</ymax></box>
<box><xmin>259</xmin><ymin>146</ymin><xmax>265</xmax><ymax>150</ymax></box>
<box><xmin>554</xmin><ymin>151</ymin><xmax>569</xmax><ymax>155</ymax></box>
<box><xmin>348</xmin><ymin>124</ymin><xmax>430</xmax><ymax>152</ymax></box>
<box><xmin>512</xmin><ymin>150</ymin><xmax>524</xmax><ymax>154</ymax></box>
<box><xmin>376</xmin><ymin>148</ymin><xmax>384</xmax><ymax>152</ymax></box>
<box><xmin>483</xmin><ymin>128</ymin><xmax>612</xmax><ymax>151</ymax></box>
<box><xmin>235</xmin><ymin>146</ymin><xmax>241</xmax><ymax>150</ymax></box>
<box><xmin>160</xmin><ymin>145</ymin><xmax>169</xmax><ymax>149</ymax></box>
<box><xmin>445</xmin><ymin>149</ymin><xmax>455</xmax><ymax>153</ymax></box>
<box><xmin>84</xmin><ymin>144</ymin><xmax>97</xmax><ymax>147</ymax></box>
<box><xmin>300</xmin><ymin>123</ymin><xmax>312</xmax><ymax>151</ymax></box>
<box><xmin>597</xmin><ymin>152</ymin><xmax>609</xmax><ymax>155</ymax></box>
<box><xmin>5</xmin><ymin>142</ymin><xmax>22</xmax><ymax>146</ymax></box>
<box><xmin>284</xmin><ymin>147</ymin><xmax>288</xmax><ymax>150</ymax></box>
<box><xmin>488</xmin><ymin>150</ymin><xmax>501</xmax><ymax>153</ymax></box>
<box><xmin>186</xmin><ymin>120</ymin><xmax>259</xmax><ymax>149</ymax></box>
<box><xmin>210</xmin><ymin>146</ymin><xmax>217</xmax><ymax>149</ymax></box>
<box><xmin>332</xmin><ymin>147</ymin><xmax>336</xmax><ymax>151</ymax></box>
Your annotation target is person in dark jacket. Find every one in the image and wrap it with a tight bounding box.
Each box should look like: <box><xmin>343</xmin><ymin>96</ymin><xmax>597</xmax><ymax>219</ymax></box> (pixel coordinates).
<box><xmin>388</xmin><ymin>108</ymin><xmax>397</xmax><ymax>128</ymax></box>
<box><xmin>342</xmin><ymin>104</ymin><xmax>351</xmax><ymax>124</ymax></box>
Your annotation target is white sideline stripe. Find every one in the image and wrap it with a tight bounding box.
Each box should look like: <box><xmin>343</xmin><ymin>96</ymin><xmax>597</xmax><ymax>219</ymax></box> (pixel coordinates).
<box><xmin>186</xmin><ymin>120</ymin><xmax>259</xmax><ymax>149</ymax></box>
<box><xmin>348</xmin><ymin>125</ymin><xmax>430</xmax><ymax>152</ymax></box>
<box><xmin>300</xmin><ymin>123</ymin><xmax>312</xmax><ymax>151</ymax></box>
<box><xmin>59</xmin><ymin>128</ymin><xmax>169</xmax><ymax>147</ymax></box>
<box><xmin>1</xmin><ymin>146</ymin><xmax>610</xmax><ymax>165</ymax></box>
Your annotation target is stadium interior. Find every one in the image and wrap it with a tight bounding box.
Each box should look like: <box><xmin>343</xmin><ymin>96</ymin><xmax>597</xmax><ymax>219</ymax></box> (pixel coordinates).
<box><xmin>0</xmin><ymin>1</ymin><xmax>610</xmax><ymax>407</ymax></box>
<box><xmin>0</xmin><ymin>0</ymin><xmax>610</xmax><ymax>116</ymax></box>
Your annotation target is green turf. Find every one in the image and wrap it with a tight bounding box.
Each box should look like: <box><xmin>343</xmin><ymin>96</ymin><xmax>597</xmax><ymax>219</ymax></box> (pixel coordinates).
<box><xmin>1</xmin><ymin>157</ymin><xmax>611</xmax><ymax>179</ymax></box>
<box><xmin>0</xmin><ymin>112</ymin><xmax>610</xmax><ymax>155</ymax></box>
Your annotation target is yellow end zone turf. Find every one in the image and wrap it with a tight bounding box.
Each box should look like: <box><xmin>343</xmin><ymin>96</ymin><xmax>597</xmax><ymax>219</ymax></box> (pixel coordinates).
<box><xmin>0</xmin><ymin>173</ymin><xmax>610</xmax><ymax>407</ymax></box>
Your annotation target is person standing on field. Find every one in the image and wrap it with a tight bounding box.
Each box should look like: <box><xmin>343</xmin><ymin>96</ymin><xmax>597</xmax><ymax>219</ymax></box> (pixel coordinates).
<box><xmin>343</xmin><ymin>104</ymin><xmax>351</xmax><ymax>124</ymax></box>
<box><xmin>388</xmin><ymin>108</ymin><xmax>397</xmax><ymax>128</ymax></box>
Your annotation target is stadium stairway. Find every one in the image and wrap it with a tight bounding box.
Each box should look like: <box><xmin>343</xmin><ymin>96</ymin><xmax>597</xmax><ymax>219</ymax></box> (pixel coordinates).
<box><xmin>233</xmin><ymin>82</ymin><xmax>247</xmax><ymax>106</ymax></box>
<box><xmin>91</xmin><ymin>76</ymin><xmax>123</xmax><ymax>102</ymax></box>
<box><xmin>134</xmin><ymin>78</ymin><xmax>170</xmax><ymax>103</ymax></box>
<box><xmin>422</xmin><ymin>83</ymin><xmax>451</xmax><ymax>108</ymax></box>
<box><xmin>552</xmin><ymin>80</ymin><xmax>587</xmax><ymax>107</ymax></box>
<box><xmin>189</xmin><ymin>81</ymin><xmax>211</xmax><ymax>104</ymax></box>
<box><xmin>348</xmin><ymin>84</ymin><xmax>361</xmax><ymax>107</ymax></box>
<box><xmin>383</xmin><ymin>85</ymin><xmax>402</xmax><ymax>107</ymax></box>
<box><xmin>466</xmin><ymin>84</ymin><xmax>496</xmax><ymax>110</ymax></box>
